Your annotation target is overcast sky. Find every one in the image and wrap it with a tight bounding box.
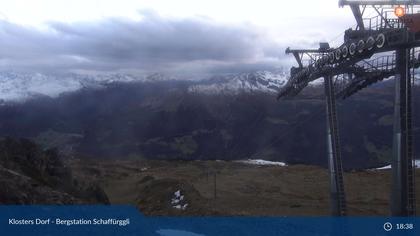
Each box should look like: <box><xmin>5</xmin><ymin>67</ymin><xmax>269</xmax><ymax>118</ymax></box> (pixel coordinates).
<box><xmin>0</xmin><ymin>0</ymin><xmax>356</xmax><ymax>75</ymax></box>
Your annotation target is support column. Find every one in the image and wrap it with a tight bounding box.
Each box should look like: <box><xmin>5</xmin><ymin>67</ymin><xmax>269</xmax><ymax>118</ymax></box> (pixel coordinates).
<box><xmin>324</xmin><ymin>76</ymin><xmax>347</xmax><ymax>216</ymax></box>
<box><xmin>391</xmin><ymin>49</ymin><xmax>416</xmax><ymax>216</ymax></box>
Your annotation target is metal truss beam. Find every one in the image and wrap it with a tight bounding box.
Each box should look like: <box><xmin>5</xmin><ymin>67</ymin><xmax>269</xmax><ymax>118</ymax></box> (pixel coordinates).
<box><xmin>350</xmin><ymin>5</ymin><xmax>365</xmax><ymax>30</ymax></box>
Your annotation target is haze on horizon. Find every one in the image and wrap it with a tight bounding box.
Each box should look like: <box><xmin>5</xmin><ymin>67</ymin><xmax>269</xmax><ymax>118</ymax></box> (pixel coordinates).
<box><xmin>0</xmin><ymin>0</ymin><xmax>356</xmax><ymax>75</ymax></box>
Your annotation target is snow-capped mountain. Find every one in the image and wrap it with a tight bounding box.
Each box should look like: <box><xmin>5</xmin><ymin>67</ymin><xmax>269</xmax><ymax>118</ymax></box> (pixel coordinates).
<box><xmin>188</xmin><ymin>71</ymin><xmax>289</xmax><ymax>94</ymax></box>
<box><xmin>0</xmin><ymin>70</ymin><xmax>292</xmax><ymax>103</ymax></box>
<box><xmin>0</xmin><ymin>71</ymin><xmax>173</xmax><ymax>103</ymax></box>
<box><xmin>0</xmin><ymin>72</ymin><xmax>82</xmax><ymax>102</ymax></box>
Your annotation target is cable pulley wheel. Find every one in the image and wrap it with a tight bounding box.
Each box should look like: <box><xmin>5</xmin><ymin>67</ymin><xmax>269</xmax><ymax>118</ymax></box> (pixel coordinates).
<box><xmin>341</xmin><ymin>45</ymin><xmax>348</xmax><ymax>58</ymax></box>
<box><xmin>376</xmin><ymin>33</ymin><xmax>385</xmax><ymax>48</ymax></box>
<box><xmin>357</xmin><ymin>40</ymin><xmax>365</xmax><ymax>53</ymax></box>
<box><xmin>329</xmin><ymin>52</ymin><xmax>335</xmax><ymax>63</ymax></box>
<box><xmin>366</xmin><ymin>36</ymin><xmax>375</xmax><ymax>50</ymax></box>
<box><xmin>349</xmin><ymin>43</ymin><xmax>356</xmax><ymax>56</ymax></box>
<box><xmin>335</xmin><ymin>49</ymin><xmax>341</xmax><ymax>61</ymax></box>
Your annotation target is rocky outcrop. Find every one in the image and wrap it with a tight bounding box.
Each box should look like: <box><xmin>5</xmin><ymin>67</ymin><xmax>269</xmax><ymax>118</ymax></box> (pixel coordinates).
<box><xmin>0</xmin><ymin>137</ymin><xmax>109</xmax><ymax>204</ymax></box>
<box><xmin>0</xmin><ymin>165</ymin><xmax>79</xmax><ymax>204</ymax></box>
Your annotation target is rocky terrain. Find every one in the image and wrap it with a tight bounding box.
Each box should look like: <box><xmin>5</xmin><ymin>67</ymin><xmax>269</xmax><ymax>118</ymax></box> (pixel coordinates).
<box><xmin>0</xmin><ymin>138</ymin><xmax>109</xmax><ymax>204</ymax></box>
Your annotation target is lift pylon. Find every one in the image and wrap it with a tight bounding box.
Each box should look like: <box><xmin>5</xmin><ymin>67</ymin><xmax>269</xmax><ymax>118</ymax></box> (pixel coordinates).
<box><xmin>279</xmin><ymin>0</ymin><xmax>420</xmax><ymax>216</ymax></box>
<box><xmin>325</xmin><ymin>76</ymin><xmax>347</xmax><ymax>216</ymax></box>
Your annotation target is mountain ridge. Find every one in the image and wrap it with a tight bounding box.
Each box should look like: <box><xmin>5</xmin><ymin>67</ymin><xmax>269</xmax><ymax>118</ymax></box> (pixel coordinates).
<box><xmin>0</xmin><ymin>70</ymin><xmax>293</xmax><ymax>103</ymax></box>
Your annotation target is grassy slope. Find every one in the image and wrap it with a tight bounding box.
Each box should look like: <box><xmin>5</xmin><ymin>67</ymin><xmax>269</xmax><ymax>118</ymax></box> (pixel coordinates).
<box><xmin>69</xmin><ymin>158</ymin><xmax>420</xmax><ymax>216</ymax></box>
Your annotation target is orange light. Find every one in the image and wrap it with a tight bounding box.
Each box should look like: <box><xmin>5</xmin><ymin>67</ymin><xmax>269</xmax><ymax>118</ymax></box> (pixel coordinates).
<box><xmin>394</xmin><ymin>6</ymin><xmax>405</xmax><ymax>17</ymax></box>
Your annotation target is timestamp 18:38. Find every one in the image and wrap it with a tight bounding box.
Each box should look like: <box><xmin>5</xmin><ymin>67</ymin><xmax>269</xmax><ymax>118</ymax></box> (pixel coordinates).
<box><xmin>396</xmin><ymin>223</ymin><xmax>414</xmax><ymax>230</ymax></box>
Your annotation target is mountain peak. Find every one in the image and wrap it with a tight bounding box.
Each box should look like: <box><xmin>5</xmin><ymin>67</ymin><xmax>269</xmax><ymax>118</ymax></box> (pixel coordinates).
<box><xmin>188</xmin><ymin>70</ymin><xmax>289</xmax><ymax>94</ymax></box>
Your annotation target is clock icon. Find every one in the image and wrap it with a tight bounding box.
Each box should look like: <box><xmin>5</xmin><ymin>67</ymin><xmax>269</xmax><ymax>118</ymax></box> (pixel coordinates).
<box><xmin>384</xmin><ymin>222</ymin><xmax>393</xmax><ymax>231</ymax></box>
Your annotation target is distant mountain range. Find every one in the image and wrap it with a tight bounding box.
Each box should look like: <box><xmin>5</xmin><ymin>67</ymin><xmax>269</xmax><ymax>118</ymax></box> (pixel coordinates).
<box><xmin>188</xmin><ymin>71</ymin><xmax>289</xmax><ymax>94</ymax></box>
<box><xmin>0</xmin><ymin>71</ymin><xmax>170</xmax><ymax>103</ymax></box>
<box><xmin>0</xmin><ymin>70</ymin><xmax>418</xmax><ymax>170</ymax></box>
<box><xmin>0</xmin><ymin>70</ymin><xmax>297</xmax><ymax>103</ymax></box>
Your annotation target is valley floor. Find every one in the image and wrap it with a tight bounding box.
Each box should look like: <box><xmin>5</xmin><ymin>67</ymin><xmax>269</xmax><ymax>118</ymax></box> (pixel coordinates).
<box><xmin>68</xmin><ymin>158</ymin><xmax>420</xmax><ymax>216</ymax></box>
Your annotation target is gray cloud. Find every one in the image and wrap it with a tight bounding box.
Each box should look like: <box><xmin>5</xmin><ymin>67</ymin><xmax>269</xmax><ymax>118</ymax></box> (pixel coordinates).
<box><xmin>0</xmin><ymin>12</ymin><xmax>288</xmax><ymax>74</ymax></box>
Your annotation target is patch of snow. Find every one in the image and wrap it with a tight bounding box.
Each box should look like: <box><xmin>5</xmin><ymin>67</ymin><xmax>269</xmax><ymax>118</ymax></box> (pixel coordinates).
<box><xmin>374</xmin><ymin>165</ymin><xmax>391</xmax><ymax>170</ymax></box>
<box><xmin>172</xmin><ymin>199</ymin><xmax>180</xmax><ymax>204</ymax></box>
<box><xmin>173</xmin><ymin>204</ymin><xmax>188</xmax><ymax>210</ymax></box>
<box><xmin>371</xmin><ymin>160</ymin><xmax>420</xmax><ymax>170</ymax></box>
<box><xmin>236</xmin><ymin>159</ymin><xmax>287</xmax><ymax>166</ymax></box>
<box><xmin>171</xmin><ymin>190</ymin><xmax>188</xmax><ymax>210</ymax></box>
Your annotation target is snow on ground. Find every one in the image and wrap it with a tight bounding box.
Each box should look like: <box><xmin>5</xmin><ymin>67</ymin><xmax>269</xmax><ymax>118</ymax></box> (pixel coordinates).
<box><xmin>171</xmin><ymin>190</ymin><xmax>188</xmax><ymax>210</ymax></box>
<box><xmin>371</xmin><ymin>160</ymin><xmax>420</xmax><ymax>170</ymax></box>
<box><xmin>374</xmin><ymin>165</ymin><xmax>391</xmax><ymax>170</ymax></box>
<box><xmin>236</xmin><ymin>159</ymin><xmax>287</xmax><ymax>166</ymax></box>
